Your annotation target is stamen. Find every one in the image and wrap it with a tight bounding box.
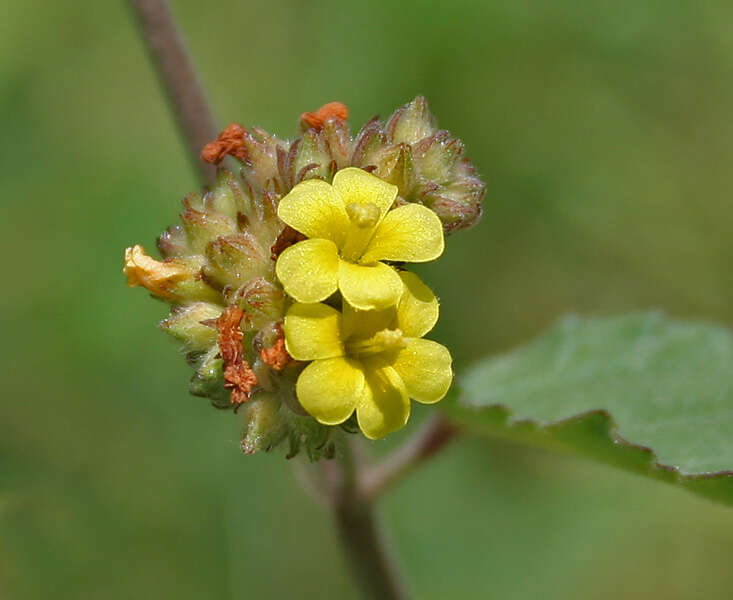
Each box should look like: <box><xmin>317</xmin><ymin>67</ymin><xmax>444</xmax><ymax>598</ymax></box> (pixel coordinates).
<box><xmin>345</xmin><ymin>202</ymin><xmax>381</xmax><ymax>228</ymax></box>
<box><xmin>346</xmin><ymin>328</ymin><xmax>407</xmax><ymax>357</ymax></box>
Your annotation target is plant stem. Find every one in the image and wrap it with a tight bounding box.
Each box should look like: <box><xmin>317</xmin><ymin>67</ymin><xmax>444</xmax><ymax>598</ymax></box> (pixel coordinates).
<box><xmin>127</xmin><ymin>0</ymin><xmax>218</xmax><ymax>185</ymax></box>
<box><xmin>359</xmin><ymin>415</ymin><xmax>459</xmax><ymax>501</ymax></box>
<box><xmin>328</xmin><ymin>440</ymin><xmax>410</xmax><ymax>600</ymax></box>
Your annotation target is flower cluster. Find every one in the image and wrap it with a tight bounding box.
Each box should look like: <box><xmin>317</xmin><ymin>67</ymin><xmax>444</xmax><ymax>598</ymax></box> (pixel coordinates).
<box><xmin>123</xmin><ymin>97</ymin><xmax>484</xmax><ymax>457</ymax></box>
<box><xmin>277</xmin><ymin>168</ymin><xmax>451</xmax><ymax>438</ymax></box>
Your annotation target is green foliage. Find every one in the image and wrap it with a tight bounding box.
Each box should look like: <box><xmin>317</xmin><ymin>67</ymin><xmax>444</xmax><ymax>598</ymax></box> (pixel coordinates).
<box><xmin>446</xmin><ymin>313</ymin><xmax>733</xmax><ymax>504</ymax></box>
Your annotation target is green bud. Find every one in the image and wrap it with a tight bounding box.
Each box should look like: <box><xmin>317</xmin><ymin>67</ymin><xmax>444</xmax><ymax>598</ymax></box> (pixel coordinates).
<box><xmin>420</xmin><ymin>171</ymin><xmax>485</xmax><ymax>232</ymax></box>
<box><xmin>320</xmin><ymin>118</ymin><xmax>352</xmax><ymax>169</ymax></box>
<box><xmin>157</xmin><ymin>225</ymin><xmax>190</xmax><ymax>258</ymax></box>
<box><xmin>203</xmin><ymin>168</ymin><xmax>246</xmax><ymax>220</ymax></box>
<box><xmin>167</xmin><ymin>255</ymin><xmax>222</xmax><ymax>303</ymax></box>
<box><xmin>203</xmin><ymin>233</ymin><xmax>270</xmax><ymax>290</ymax></box>
<box><xmin>180</xmin><ymin>204</ymin><xmax>237</xmax><ymax>254</ymax></box>
<box><xmin>230</xmin><ymin>276</ymin><xmax>284</xmax><ymax>329</ymax></box>
<box><xmin>412</xmin><ymin>131</ymin><xmax>463</xmax><ymax>184</ymax></box>
<box><xmin>240</xmin><ymin>393</ymin><xmax>288</xmax><ymax>454</ymax></box>
<box><xmin>351</xmin><ymin>97</ymin><xmax>484</xmax><ymax>231</ymax></box>
<box><xmin>351</xmin><ymin>117</ymin><xmax>387</xmax><ymax>168</ymax></box>
<box><xmin>385</xmin><ymin>96</ymin><xmax>437</xmax><ymax>145</ymax></box>
<box><xmin>159</xmin><ymin>302</ymin><xmax>221</xmax><ymax>351</ymax></box>
<box><xmin>287</xmin><ymin>130</ymin><xmax>331</xmax><ymax>185</ymax></box>
<box><xmin>372</xmin><ymin>142</ymin><xmax>415</xmax><ymax>197</ymax></box>
<box><xmin>239</xmin><ymin>127</ymin><xmax>283</xmax><ymax>191</ymax></box>
<box><xmin>189</xmin><ymin>351</ymin><xmax>230</xmax><ymax>409</ymax></box>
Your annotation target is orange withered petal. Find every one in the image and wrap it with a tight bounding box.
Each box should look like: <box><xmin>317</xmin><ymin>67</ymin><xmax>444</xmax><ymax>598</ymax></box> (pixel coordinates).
<box><xmin>201</xmin><ymin>123</ymin><xmax>248</xmax><ymax>164</ymax></box>
<box><xmin>216</xmin><ymin>306</ymin><xmax>258</xmax><ymax>404</ymax></box>
<box><xmin>300</xmin><ymin>101</ymin><xmax>349</xmax><ymax>131</ymax></box>
<box><xmin>123</xmin><ymin>245</ymin><xmax>188</xmax><ymax>299</ymax></box>
<box><xmin>260</xmin><ymin>324</ymin><xmax>291</xmax><ymax>371</ymax></box>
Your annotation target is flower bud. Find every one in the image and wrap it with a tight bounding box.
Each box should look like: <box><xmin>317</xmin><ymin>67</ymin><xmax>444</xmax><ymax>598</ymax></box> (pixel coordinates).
<box><xmin>385</xmin><ymin>96</ymin><xmax>437</xmax><ymax>145</ymax></box>
<box><xmin>157</xmin><ymin>225</ymin><xmax>190</xmax><ymax>258</ymax></box>
<box><xmin>230</xmin><ymin>276</ymin><xmax>285</xmax><ymax>329</ymax></box>
<box><xmin>320</xmin><ymin>118</ymin><xmax>352</xmax><ymax>168</ymax></box>
<box><xmin>240</xmin><ymin>392</ymin><xmax>288</xmax><ymax>454</ymax></box>
<box><xmin>284</xmin><ymin>130</ymin><xmax>331</xmax><ymax>186</ymax></box>
<box><xmin>420</xmin><ymin>169</ymin><xmax>485</xmax><ymax>232</ymax></box>
<box><xmin>189</xmin><ymin>351</ymin><xmax>230</xmax><ymax>408</ymax></box>
<box><xmin>350</xmin><ymin>97</ymin><xmax>484</xmax><ymax>231</ymax></box>
<box><xmin>203</xmin><ymin>168</ymin><xmax>247</xmax><ymax>220</ymax></box>
<box><xmin>203</xmin><ymin>233</ymin><xmax>270</xmax><ymax>290</ymax></box>
<box><xmin>238</xmin><ymin>127</ymin><xmax>283</xmax><ymax>191</ymax></box>
<box><xmin>351</xmin><ymin>119</ymin><xmax>387</xmax><ymax>170</ymax></box>
<box><xmin>159</xmin><ymin>302</ymin><xmax>221</xmax><ymax>351</ymax></box>
<box><xmin>371</xmin><ymin>142</ymin><xmax>415</xmax><ymax>197</ymax></box>
<box><xmin>180</xmin><ymin>204</ymin><xmax>237</xmax><ymax>255</ymax></box>
<box><xmin>412</xmin><ymin>131</ymin><xmax>463</xmax><ymax>183</ymax></box>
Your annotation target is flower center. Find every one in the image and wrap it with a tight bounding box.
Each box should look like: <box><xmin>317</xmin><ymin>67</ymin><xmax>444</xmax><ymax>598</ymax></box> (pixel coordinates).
<box><xmin>345</xmin><ymin>202</ymin><xmax>381</xmax><ymax>228</ymax></box>
<box><xmin>340</xmin><ymin>203</ymin><xmax>381</xmax><ymax>261</ymax></box>
<box><xmin>346</xmin><ymin>328</ymin><xmax>407</xmax><ymax>357</ymax></box>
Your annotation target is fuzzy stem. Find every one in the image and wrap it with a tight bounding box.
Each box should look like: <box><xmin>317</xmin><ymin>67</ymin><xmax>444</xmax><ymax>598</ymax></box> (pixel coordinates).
<box><xmin>127</xmin><ymin>0</ymin><xmax>217</xmax><ymax>184</ymax></box>
<box><xmin>359</xmin><ymin>415</ymin><xmax>459</xmax><ymax>501</ymax></box>
<box><xmin>328</xmin><ymin>440</ymin><xmax>410</xmax><ymax>600</ymax></box>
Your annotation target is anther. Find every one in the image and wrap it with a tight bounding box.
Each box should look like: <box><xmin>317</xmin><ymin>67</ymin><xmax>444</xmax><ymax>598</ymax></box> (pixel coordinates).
<box><xmin>345</xmin><ymin>203</ymin><xmax>381</xmax><ymax>228</ymax></box>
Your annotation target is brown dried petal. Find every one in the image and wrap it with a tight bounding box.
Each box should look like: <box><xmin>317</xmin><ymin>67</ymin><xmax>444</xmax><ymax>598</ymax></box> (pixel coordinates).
<box><xmin>216</xmin><ymin>306</ymin><xmax>258</xmax><ymax>404</ymax></box>
<box><xmin>300</xmin><ymin>101</ymin><xmax>349</xmax><ymax>131</ymax></box>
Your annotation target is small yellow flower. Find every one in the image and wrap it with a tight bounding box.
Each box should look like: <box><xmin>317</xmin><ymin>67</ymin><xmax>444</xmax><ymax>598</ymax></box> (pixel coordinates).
<box><xmin>275</xmin><ymin>167</ymin><xmax>444</xmax><ymax>311</ymax></box>
<box><xmin>283</xmin><ymin>271</ymin><xmax>453</xmax><ymax>439</ymax></box>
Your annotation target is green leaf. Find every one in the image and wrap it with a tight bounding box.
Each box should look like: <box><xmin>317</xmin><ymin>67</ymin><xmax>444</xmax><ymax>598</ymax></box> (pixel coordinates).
<box><xmin>445</xmin><ymin>312</ymin><xmax>733</xmax><ymax>505</ymax></box>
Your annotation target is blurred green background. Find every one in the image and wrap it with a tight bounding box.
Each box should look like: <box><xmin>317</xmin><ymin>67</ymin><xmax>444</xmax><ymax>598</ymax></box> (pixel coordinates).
<box><xmin>2</xmin><ymin>1</ymin><xmax>733</xmax><ymax>598</ymax></box>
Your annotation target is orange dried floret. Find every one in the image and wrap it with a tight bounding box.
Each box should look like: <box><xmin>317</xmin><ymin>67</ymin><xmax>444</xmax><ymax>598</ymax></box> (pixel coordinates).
<box><xmin>123</xmin><ymin>245</ymin><xmax>188</xmax><ymax>300</ymax></box>
<box><xmin>201</xmin><ymin>123</ymin><xmax>247</xmax><ymax>164</ymax></box>
<box><xmin>260</xmin><ymin>325</ymin><xmax>291</xmax><ymax>371</ymax></box>
<box><xmin>216</xmin><ymin>306</ymin><xmax>258</xmax><ymax>404</ymax></box>
<box><xmin>300</xmin><ymin>101</ymin><xmax>349</xmax><ymax>131</ymax></box>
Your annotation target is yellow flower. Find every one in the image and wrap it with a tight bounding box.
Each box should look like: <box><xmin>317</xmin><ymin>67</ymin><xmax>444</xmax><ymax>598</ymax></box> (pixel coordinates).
<box><xmin>283</xmin><ymin>271</ymin><xmax>453</xmax><ymax>439</ymax></box>
<box><xmin>275</xmin><ymin>167</ymin><xmax>444</xmax><ymax>311</ymax></box>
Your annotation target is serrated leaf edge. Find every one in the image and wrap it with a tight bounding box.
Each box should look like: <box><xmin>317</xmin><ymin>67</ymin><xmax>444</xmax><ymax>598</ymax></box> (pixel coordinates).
<box><xmin>444</xmin><ymin>401</ymin><xmax>733</xmax><ymax>506</ymax></box>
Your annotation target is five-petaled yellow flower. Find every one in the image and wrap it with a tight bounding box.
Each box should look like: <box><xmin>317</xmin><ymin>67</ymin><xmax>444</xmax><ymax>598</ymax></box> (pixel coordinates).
<box><xmin>283</xmin><ymin>272</ymin><xmax>453</xmax><ymax>439</ymax></box>
<box><xmin>275</xmin><ymin>167</ymin><xmax>445</xmax><ymax>311</ymax></box>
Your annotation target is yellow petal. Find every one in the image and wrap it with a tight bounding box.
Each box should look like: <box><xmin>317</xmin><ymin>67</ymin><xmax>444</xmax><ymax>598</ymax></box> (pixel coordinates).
<box><xmin>296</xmin><ymin>357</ymin><xmax>366</xmax><ymax>425</ymax></box>
<box><xmin>341</xmin><ymin>302</ymin><xmax>395</xmax><ymax>341</ymax></box>
<box><xmin>332</xmin><ymin>167</ymin><xmax>398</xmax><ymax>221</ymax></box>
<box><xmin>284</xmin><ymin>302</ymin><xmax>344</xmax><ymax>361</ymax></box>
<box><xmin>360</xmin><ymin>203</ymin><xmax>444</xmax><ymax>264</ymax></box>
<box><xmin>275</xmin><ymin>239</ymin><xmax>339</xmax><ymax>303</ymax></box>
<box><xmin>356</xmin><ymin>359</ymin><xmax>410</xmax><ymax>439</ymax></box>
<box><xmin>338</xmin><ymin>259</ymin><xmax>403</xmax><ymax>311</ymax></box>
<box><xmin>391</xmin><ymin>339</ymin><xmax>452</xmax><ymax>404</ymax></box>
<box><xmin>277</xmin><ymin>179</ymin><xmax>349</xmax><ymax>247</ymax></box>
<box><xmin>395</xmin><ymin>271</ymin><xmax>439</xmax><ymax>337</ymax></box>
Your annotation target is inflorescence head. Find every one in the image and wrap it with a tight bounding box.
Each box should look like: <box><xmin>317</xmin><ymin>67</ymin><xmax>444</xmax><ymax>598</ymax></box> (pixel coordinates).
<box><xmin>124</xmin><ymin>97</ymin><xmax>485</xmax><ymax>458</ymax></box>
